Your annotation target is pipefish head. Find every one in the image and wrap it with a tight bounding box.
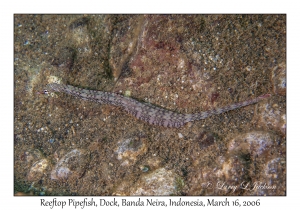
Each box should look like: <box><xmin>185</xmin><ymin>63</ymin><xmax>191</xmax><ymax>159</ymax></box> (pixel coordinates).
<box><xmin>39</xmin><ymin>83</ymin><xmax>62</xmax><ymax>95</ymax></box>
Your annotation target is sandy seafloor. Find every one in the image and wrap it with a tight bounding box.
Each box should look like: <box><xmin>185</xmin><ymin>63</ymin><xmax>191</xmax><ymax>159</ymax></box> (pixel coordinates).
<box><xmin>14</xmin><ymin>14</ymin><xmax>286</xmax><ymax>196</ymax></box>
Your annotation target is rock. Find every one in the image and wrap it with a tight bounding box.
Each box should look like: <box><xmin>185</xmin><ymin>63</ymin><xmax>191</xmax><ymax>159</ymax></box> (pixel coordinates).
<box><xmin>109</xmin><ymin>15</ymin><xmax>145</xmax><ymax>80</ymax></box>
<box><xmin>114</xmin><ymin>167</ymin><xmax>181</xmax><ymax>195</ymax></box>
<box><xmin>221</xmin><ymin>131</ymin><xmax>284</xmax><ymax>195</ymax></box>
<box><xmin>259</xmin><ymin>157</ymin><xmax>286</xmax><ymax>195</ymax></box>
<box><xmin>130</xmin><ymin>168</ymin><xmax>181</xmax><ymax>195</ymax></box>
<box><xmin>27</xmin><ymin>158</ymin><xmax>49</xmax><ymax>181</ymax></box>
<box><xmin>271</xmin><ymin>63</ymin><xmax>286</xmax><ymax>96</ymax></box>
<box><xmin>196</xmin><ymin>130</ymin><xmax>217</xmax><ymax>150</ymax></box>
<box><xmin>187</xmin><ymin>131</ymin><xmax>285</xmax><ymax>195</ymax></box>
<box><xmin>256</xmin><ymin>102</ymin><xmax>286</xmax><ymax>135</ymax></box>
<box><xmin>139</xmin><ymin>156</ymin><xmax>163</xmax><ymax>172</ymax></box>
<box><xmin>227</xmin><ymin>131</ymin><xmax>275</xmax><ymax>157</ymax></box>
<box><xmin>51</xmin><ymin>149</ymin><xmax>90</xmax><ymax>181</ymax></box>
<box><xmin>23</xmin><ymin>148</ymin><xmax>44</xmax><ymax>164</ymax></box>
<box><xmin>115</xmin><ymin>137</ymin><xmax>147</xmax><ymax>166</ymax></box>
<box><xmin>178</xmin><ymin>133</ymin><xmax>184</xmax><ymax>138</ymax></box>
<box><xmin>16</xmin><ymin>148</ymin><xmax>47</xmax><ymax>182</ymax></box>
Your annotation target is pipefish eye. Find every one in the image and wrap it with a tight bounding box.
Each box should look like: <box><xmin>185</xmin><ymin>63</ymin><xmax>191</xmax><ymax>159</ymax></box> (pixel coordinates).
<box><xmin>43</xmin><ymin>90</ymin><xmax>49</xmax><ymax>95</ymax></box>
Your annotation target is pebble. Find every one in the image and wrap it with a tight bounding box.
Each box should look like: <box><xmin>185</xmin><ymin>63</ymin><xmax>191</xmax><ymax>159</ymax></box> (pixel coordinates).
<box><xmin>271</xmin><ymin>63</ymin><xmax>286</xmax><ymax>96</ymax></box>
<box><xmin>140</xmin><ymin>165</ymin><xmax>150</xmax><ymax>172</ymax></box>
<box><xmin>27</xmin><ymin>158</ymin><xmax>49</xmax><ymax>181</ymax></box>
<box><xmin>257</xmin><ymin>102</ymin><xmax>286</xmax><ymax>135</ymax></box>
<box><xmin>227</xmin><ymin>131</ymin><xmax>274</xmax><ymax>156</ymax></box>
<box><xmin>24</xmin><ymin>148</ymin><xmax>44</xmax><ymax>163</ymax></box>
<box><xmin>115</xmin><ymin>137</ymin><xmax>147</xmax><ymax>165</ymax></box>
<box><xmin>178</xmin><ymin>133</ymin><xmax>184</xmax><ymax>138</ymax></box>
<box><xmin>51</xmin><ymin>149</ymin><xmax>90</xmax><ymax>180</ymax></box>
<box><xmin>115</xmin><ymin>168</ymin><xmax>180</xmax><ymax>195</ymax></box>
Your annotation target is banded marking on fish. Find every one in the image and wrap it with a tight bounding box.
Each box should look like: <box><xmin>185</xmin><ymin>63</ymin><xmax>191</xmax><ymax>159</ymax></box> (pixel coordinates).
<box><xmin>45</xmin><ymin>83</ymin><xmax>271</xmax><ymax>128</ymax></box>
